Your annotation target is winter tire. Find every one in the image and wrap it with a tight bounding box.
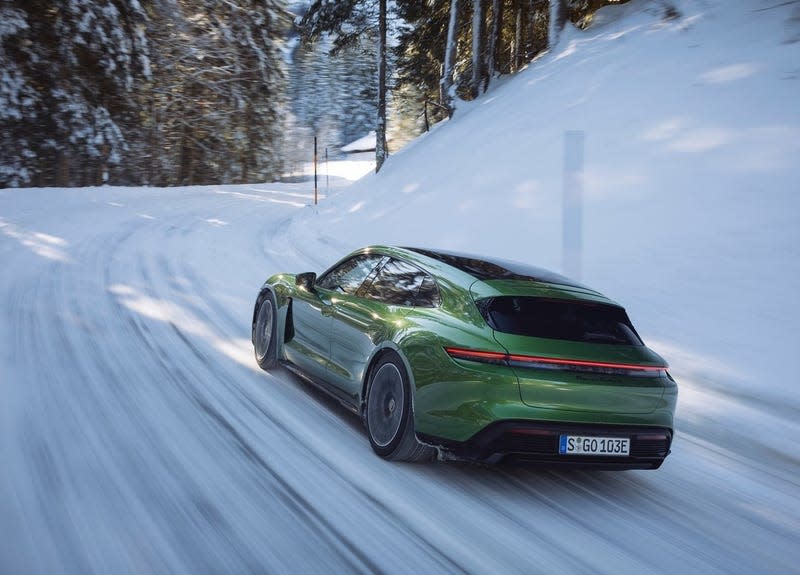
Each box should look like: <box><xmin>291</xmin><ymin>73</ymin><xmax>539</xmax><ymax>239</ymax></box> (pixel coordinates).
<box><xmin>254</xmin><ymin>291</ymin><xmax>278</xmax><ymax>370</ymax></box>
<box><xmin>365</xmin><ymin>351</ymin><xmax>434</xmax><ymax>462</ymax></box>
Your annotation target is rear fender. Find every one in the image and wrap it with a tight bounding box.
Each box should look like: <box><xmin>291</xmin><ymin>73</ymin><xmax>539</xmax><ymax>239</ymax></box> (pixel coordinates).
<box><xmin>359</xmin><ymin>342</ymin><xmax>414</xmax><ymax>420</ymax></box>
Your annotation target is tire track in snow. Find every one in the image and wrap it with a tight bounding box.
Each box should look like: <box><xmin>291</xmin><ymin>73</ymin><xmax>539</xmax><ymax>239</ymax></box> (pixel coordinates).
<box><xmin>140</xmin><ymin>216</ymin><xmax>475</xmax><ymax>574</ymax></box>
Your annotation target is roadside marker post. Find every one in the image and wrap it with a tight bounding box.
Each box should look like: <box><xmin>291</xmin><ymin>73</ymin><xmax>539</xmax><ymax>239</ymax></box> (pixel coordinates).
<box><xmin>563</xmin><ymin>130</ymin><xmax>584</xmax><ymax>281</ymax></box>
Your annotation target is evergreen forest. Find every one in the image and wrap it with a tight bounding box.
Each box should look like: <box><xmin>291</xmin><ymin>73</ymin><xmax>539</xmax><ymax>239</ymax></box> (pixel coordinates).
<box><xmin>0</xmin><ymin>0</ymin><xmax>636</xmax><ymax>188</ymax></box>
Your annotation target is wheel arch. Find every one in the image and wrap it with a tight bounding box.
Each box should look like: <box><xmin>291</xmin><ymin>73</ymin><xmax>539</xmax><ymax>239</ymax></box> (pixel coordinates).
<box><xmin>252</xmin><ymin>285</ymin><xmax>293</xmax><ymax>358</ymax></box>
<box><xmin>359</xmin><ymin>342</ymin><xmax>417</xmax><ymax>420</ymax></box>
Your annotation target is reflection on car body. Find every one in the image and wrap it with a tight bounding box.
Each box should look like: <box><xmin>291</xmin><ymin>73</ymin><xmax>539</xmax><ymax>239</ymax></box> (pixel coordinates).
<box><xmin>252</xmin><ymin>246</ymin><xmax>677</xmax><ymax>468</ymax></box>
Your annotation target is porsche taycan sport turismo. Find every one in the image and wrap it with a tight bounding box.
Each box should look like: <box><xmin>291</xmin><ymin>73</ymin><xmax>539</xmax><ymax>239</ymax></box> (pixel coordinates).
<box><xmin>251</xmin><ymin>246</ymin><xmax>677</xmax><ymax>468</ymax></box>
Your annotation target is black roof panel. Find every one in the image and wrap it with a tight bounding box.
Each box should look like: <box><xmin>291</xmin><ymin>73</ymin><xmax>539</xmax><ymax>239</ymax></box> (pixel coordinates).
<box><xmin>404</xmin><ymin>247</ymin><xmax>587</xmax><ymax>289</ymax></box>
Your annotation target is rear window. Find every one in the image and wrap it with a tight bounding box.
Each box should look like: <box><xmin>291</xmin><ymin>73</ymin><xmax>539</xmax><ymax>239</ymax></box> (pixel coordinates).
<box><xmin>477</xmin><ymin>297</ymin><xmax>643</xmax><ymax>346</ymax></box>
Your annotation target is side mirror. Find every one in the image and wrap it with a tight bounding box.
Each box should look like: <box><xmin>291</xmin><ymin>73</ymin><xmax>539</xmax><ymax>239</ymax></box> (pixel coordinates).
<box><xmin>295</xmin><ymin>272</ymin><xmax>317</xmax><ymax>293</ymax></box>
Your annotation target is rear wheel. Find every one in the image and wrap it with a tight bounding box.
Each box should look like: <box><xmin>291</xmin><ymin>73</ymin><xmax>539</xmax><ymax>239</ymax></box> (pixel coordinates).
<box><xmin>254</xmin><ymin>292</ymin><xmax>278</xmax><ymax>370</ymax></box>
<box><xmin>365</xmin><ymin>352</ymin><xmax>434</xmax><ymax>462</ymax></box>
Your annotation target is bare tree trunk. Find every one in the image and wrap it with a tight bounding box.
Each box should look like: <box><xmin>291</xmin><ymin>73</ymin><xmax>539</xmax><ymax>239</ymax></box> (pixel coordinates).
<box><xmin>484</xmin><ymin>0</ymin><xmax>501</xmax><ymax>92</ymax></box>
<box><xmin>57</xmin><ymin>151</ymin><xmax>71</xmax><ymax>187</ymax></box>
<box><xmin>549</xmin><ymin>0</ymin><xmax>566</xmax><ymax>50</ymax></box>
<box><xmin>440</xmin><ymin>0</ymin><xmax>459</xmax><ymax>116</ymax></box>
<box><xmin>513</xmin><ymin>2</ymin><xmax>522</xmax><ymax>72</ymax></box>
<box><xmin>471</xmin><ymin>0</ymin><xmax>484</xmax><ymax>98</ymax></box>
<box><xmin>376</xmin><ymin>0</ymin><xmax>388</xmax><ymax>173</ymax></box>
<box><xmin>242</xmin><ymin>102</ymin><xmax>253</xmax><ymax>182</ymax></box>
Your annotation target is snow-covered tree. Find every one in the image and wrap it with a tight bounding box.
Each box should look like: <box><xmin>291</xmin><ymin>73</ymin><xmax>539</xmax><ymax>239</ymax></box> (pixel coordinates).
<box><xmin>299</xmin><ymin>0</ymin><xmax>390</xmax><ymax>172</ymax></box>
<box><xmin>1</xmin><ymin>0</ymin><xmax>289</xmax><ymax>188</ymax></box>
<box><xmin>146</xmin><ymin>0</ymin><xmax>289</xmax><ymax>185</ymax></box>
<box><xmin>288</xmin><ymin>19</ymin><xmax>378</xmax><ymax>168</ymax></box>
<box><xmin>0</xmin><ymin>0</ymin><xmax>151</xmax><ymax>187</ymax></box>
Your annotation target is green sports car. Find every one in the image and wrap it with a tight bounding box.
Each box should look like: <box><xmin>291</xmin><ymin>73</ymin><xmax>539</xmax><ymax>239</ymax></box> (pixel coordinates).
<box><xmin>252</xmin><ymin>246</ymin><xmax>677</xmax><ymax>468</ymax></box>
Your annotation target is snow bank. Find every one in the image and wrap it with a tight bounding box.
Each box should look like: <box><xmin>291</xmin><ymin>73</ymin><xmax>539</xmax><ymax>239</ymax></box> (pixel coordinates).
<box><xmin>292</xmin><ymin>0</ymin><xmax>800</xmax><ymax>409</ymax></box>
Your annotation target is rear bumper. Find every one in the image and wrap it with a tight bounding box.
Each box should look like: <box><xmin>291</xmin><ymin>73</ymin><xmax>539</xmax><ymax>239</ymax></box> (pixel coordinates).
<box><xmin>419</xmin><ymin>421</ymin><xmax>672</xmax><ymax>469</ymax></box>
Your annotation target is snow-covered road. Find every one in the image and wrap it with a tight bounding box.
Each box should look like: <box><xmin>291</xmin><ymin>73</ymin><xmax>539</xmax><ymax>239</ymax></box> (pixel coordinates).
<box><xmin>1</xmin><ymin>184</ymin><xmax>797</xmax><ymax>574</ymax></box>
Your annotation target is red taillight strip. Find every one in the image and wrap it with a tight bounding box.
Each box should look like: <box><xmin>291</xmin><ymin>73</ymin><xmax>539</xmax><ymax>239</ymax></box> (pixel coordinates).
<box><xmin>444</xmin><ymin>347</ymin><xmax>667</xmax><ymax>372</ymax></box>
<box><xmin>444</xmin><ymin>347</ymin><xmax>507</xmax><ymax>361</ymax></box>
<box><xmin>507</xmin><ymin>354</ymin><xmax>667</xmax><ymax>372</ymax></box>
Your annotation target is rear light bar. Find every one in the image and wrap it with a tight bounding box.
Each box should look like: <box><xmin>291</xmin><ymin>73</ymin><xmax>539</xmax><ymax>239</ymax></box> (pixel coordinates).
<box><xmin>444</xmin><ymin>347</ymin><xmax>668</xmax><ymax>377</ymax></box>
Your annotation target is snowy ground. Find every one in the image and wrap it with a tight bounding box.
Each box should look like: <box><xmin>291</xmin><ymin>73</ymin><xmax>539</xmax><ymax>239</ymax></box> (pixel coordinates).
<box><xmin>2</xmin><ymin>0</ymin><xmax>799</xmax><ymax>573</ymax></box>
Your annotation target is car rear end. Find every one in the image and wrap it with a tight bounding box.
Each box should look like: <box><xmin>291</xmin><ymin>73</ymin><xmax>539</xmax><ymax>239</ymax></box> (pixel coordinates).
<box><xmin>417</xmin><ymin>278</ymin><xmax>677</xmax><ymax>469</ymax></box>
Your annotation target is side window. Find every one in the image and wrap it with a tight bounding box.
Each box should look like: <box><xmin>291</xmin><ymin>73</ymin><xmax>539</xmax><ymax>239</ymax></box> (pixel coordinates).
<box><xmin>364</xmin><ymin>258</ymin><xmax>440</xmax><ymax>307</ymax></box>
<box><xmin>317</xmin><ymin>254</ymin><xmax>383</xmax><ymax>295</ymax></box>
<box><xmin>416</xmin><ymin>274</ymin><xmax>441</xmax><ymax>307</ymax></box>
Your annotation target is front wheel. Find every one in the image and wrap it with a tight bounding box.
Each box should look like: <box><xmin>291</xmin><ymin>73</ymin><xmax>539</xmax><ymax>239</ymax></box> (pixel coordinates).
<box><xmin>365</xmin><ymin>352</ymin><xmax>434</xmax><ymax>462</ymax></box>
<box><xmin>254</xmin><ymin>292</ymin><xmax>278</xmax><ymax>370</ymax></box>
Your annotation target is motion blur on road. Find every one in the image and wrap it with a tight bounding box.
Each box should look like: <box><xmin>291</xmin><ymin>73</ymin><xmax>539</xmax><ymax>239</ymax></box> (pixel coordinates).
<box><xmin>1</xmin><ymin>179</ymin><xmax>798</xmax><ymax>575</ymax></box>
<box><xmin>2</xmin><ymin>0</ymin><xmax>800</xmax><ymax>572</ymax></box>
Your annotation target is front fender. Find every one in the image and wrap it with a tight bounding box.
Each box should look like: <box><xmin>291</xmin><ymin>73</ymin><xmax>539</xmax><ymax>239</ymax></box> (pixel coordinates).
<box><xmin>252</xmin><ymin>275</ymin><xmax>295</xmax><ymax>359</ymax></box>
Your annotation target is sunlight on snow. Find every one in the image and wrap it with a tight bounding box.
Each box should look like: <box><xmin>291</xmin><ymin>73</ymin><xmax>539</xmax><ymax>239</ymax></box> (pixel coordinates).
<box><xmin>108</xmin><ymin>284</ymin><xmax>259</xmax><ymax>372</ymax></box>
<box><xmin>0</xmin><ymin>217</ymin><xmax>71</xmax><ymax>262</ymax></box>
<box><xmin>215</xmin><ymin>190</ymin><xmax>307</xmax><ymax>207</ymax></box>
<box><xmin>699</xmin><ymin>63</ymin><xmax>758</xmax><ymax>84</ymax></box>
<box><xmin>324</xmin><ymin>159</ymin><xmax>375</xmax><ymax>182</ymax></box>
<box><xmin>640</xmin><ymin>118</ymin><xmax>732</xmax><ymax>152</ymax></box>
<box><xmin>641</xmin><ymin>117</ymin><xmax>688</xmax><ymax>142</ymax></box>
<box><xmin>108</xmin><ymin>285</ymin><xmax>212</xmax><ymax>338</ymax></box>
<box><xmin>646</xmin><ymin>338</ymin><xmax>740</xmax><ymax>384</ymax></box>
<box><xmin>667</xmin><ymin>128</ymin><xmax>733</xmax><ymax>153</ymax></box>
<box><xmin>241</xmin><ymin>186</ymin><xmax>314</xmax><ymax>200</ymax></box>
<box><xmin>641</xmin><ymin>120</ymin><xmax>799</xmax><ymax>171</ymax></box>
<box><xmin>554</xmin><ymin>40</ymin><xmax>579</xmax><ymax>61</ymax></box>
<box><xmin>213</xmin><ymin>338</ymin><xmax>260</xmax><ymax>371</ymax></box>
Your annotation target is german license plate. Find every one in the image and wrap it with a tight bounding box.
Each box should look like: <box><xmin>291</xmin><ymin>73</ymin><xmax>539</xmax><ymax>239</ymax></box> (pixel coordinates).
<box><xmin>559</xmin><ymin>435</ymin><xmax>630</xmax><ymax>456</ymax></box>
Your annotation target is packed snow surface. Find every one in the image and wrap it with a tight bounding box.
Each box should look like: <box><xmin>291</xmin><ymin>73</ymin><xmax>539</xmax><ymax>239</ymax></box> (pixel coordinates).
<box><xmin>1</xmin><ymin>1</ymin><xmax>798</xmax><ymax>573</ymax></box>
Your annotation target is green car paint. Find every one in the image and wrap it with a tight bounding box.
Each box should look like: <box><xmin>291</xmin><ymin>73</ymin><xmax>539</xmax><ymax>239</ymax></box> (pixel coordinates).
<box><xmin>254</xmin><ymin>245</ymin><xmax>677</xmax><ymax>466</ymax></box>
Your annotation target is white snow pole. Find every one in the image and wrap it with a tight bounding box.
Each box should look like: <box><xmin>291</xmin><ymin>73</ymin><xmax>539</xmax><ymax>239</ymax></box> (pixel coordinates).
<box><xmin>563</xmin><ymin>130</ymin><xmax>584</xmax><ymax>280</ymax></box>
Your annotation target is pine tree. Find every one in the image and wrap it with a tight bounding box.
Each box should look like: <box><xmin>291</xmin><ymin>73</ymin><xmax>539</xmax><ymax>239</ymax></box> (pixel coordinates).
<box><xmin>471</xmin><ymin>0</ymin><xmax>485</xmax><ymax>98</ymax></box>
<box><xmin>441</xmin><ymin>0</ymin><xmax>459</xmax><ymax>115</ymax></box>
<box><xmin>148</xmin><ymin>0</ymin><xmax>289</xmax><ymax>185</ymax></box>
<box><xmin>0</xmin><ymin>0</ymin><xmax>151</xmax><ymax>187</ymax></box>
<box><xmin>485</xmin><ymin>0</ymin><xmax>502</xmax><ymax>92</ymax></box>
<box><xmin>1</xmin><ymin>0</ymin><xmax>289</xmax><ymax>188</ymax></box>
<box><xmin>299</xmin><ymin>0</ymin><xmax>390</xmax><ymax>172</ymax></box>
